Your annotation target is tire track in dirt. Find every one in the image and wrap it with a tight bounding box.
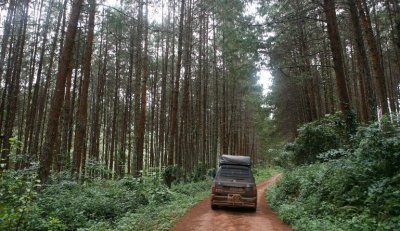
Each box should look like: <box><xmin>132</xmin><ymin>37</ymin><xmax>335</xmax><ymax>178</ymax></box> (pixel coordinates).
<box><xmin>170</xmin><ymin>173</ymin><xmax>292</xmax><ymax>231</ymax></box>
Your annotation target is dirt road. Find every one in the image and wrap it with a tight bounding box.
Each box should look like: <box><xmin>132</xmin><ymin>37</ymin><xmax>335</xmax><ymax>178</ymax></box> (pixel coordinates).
<box><xmin>170</xmin><ymin>173</ymin><xmax>292</xmax><ymax>231</ymax></box>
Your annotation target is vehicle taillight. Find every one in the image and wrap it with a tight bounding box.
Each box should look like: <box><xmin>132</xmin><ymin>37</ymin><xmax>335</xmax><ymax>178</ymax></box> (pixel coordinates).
<box><xmin>253</xmin><ymin>185</ymin><xmax>257</xmax><ymax>195</ymax></box>
<box><xmin>211</xmin><ymin>182</ymin><xmax>216</xmax><ymax>193</ymax></box>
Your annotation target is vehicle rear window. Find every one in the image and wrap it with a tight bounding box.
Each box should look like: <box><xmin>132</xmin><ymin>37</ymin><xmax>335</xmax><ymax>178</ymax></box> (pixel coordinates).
<box><xmin>218</xmin><ymin>166</ymin><xmax>251</xmax><ymax>178</ymax></box>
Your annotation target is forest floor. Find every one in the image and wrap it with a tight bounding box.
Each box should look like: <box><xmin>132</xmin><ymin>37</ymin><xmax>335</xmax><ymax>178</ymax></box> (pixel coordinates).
<box><xmin>170</xmin><ymin>173</ymin><xmax>292</xmax><ymax>231</ymax></box>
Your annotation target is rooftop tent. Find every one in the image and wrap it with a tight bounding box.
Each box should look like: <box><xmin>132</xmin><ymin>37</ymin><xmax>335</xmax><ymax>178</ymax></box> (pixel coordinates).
<box><xmin>219</xmin><ymin>154</ymin><xmax>251</xmax><ymax>166</ymax></box>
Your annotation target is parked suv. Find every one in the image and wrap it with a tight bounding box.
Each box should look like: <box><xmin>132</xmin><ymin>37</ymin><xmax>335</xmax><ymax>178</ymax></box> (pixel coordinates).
<box><xmin>211</xmin><ymin>155</ymin><xmax>257</xmax><ymax>211</ymax></box>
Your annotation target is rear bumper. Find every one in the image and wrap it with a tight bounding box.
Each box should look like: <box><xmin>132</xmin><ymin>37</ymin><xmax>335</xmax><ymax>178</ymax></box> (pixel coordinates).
<box><xmin>211</xmin><ymin>194</ymin><xmax>257</xmax><ymax>208</ymax></box>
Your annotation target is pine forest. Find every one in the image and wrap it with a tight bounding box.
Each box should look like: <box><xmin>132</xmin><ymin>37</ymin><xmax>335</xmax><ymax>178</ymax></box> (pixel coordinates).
<box><xmin>1</xmin><ymin>0</ymin><xmax>399</xmax><ymax>230</ymax></box>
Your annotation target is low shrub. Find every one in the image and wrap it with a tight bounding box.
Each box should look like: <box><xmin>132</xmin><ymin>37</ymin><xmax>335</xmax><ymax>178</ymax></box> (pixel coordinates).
<box><xmin>286</xmin><ymin>113</ymin><xmax>348</xmax><ymax>165</ymax></box>
<box><xmin>252</xmin><ymin>165</ymin><xmax>282</xmax><ymax>183</ymax></box>
<box><xmin>3</xmin><ymin>163</ymin><xmax>281</xmax><ymax>231</ymax></box>
<box><xmin>266</xmin><ymin>148</ymin><xmax>295</xmax><ymax>169</ymax></box>
<box><xmin>1</xmin><ymin>165</ymin><xmax>214</xmax><ymax>231</ymax></box>
<box><xmin>267</xmin><ymin>119</ymin><xmax>400</xmax><ymax>230</ymax></box>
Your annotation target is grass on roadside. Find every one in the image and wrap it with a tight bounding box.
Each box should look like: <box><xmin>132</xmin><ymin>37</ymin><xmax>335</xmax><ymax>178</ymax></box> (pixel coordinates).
<box><xmin>253</xmin><ymin>165</ymin><xmax>282</xmax><ymax>183</ymax></box>
<box><xmin>1</xmin><ymin>165</ymin><xmax>280</xmax><ymax>231</ymax></box>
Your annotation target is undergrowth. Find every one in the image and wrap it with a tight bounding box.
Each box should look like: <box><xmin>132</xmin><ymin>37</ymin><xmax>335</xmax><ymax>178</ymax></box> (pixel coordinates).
<box><xmin>267</xmin><ymin>115</ymin><xmax>400</xmax><ymax>231</ymax></box>
<box><xmin>252</xmin><ymin>165</ymin><xmax>282</xmax><ymax>183</ymax></box>
<box><xmin>0</xmin><ymin>170</ymin><xmax>211</xmax><ymax>231</ymax></box>
<box><xmin>1</xmin><ymin>162</ymin><xmax>277</xmax><ymax>230</ymax></box>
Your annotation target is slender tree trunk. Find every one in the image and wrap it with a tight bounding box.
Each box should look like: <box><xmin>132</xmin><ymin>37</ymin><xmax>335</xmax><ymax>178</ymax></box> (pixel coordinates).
<box><xmin>179</xmin><ymin>0</ymin><xmax>193</xmax><ymax>170</ymax></box>
<box><xmin>39</xmin><ymin>0</ymin><xmax>83</xmax><ymax>183</ymax></box>
<box><xmin>1</xmin><ymin>0</ymin><xmax>29</xmax><ymax>170</ymax></box>
<box><xmin>356</xmin><ymin>0</ymin><xmax>389</xmax><ymax>115</ymax></box>
<box><xmin>90</xmin><ymin>14</ymin><xmax>108</xmax><ymax>173</ymax></box>
<box><xmin>159</xmin><ymin>8</ymin><xmax>170</xmax><ymax>167</ymax></box>
<box><xmin>168</xmin><ymin>0</ymin><xmax>185</xmax><ymax>166</ymax></box>
<box><xmin>73</xmin><ymin>0</ymin><xmax>96</xmax><ymax>178</ymax></box>
<box><xmin>0</xmin><ymin>0</ymin><xmax>16</xmax><ymax>84</ymax></box>
<box><xmin>212</xmin><ymin>14</ymin><xmax>219</xmax><ymax>168</ymax></box>
<box><xmin>348</xmin><ymin>0</ymin><xmax>376</xmax><ymax>121</ymax></box>
<box><xmin>22</xmin><ymin>0</ymin><xmax>44</xmax><ymax>159</ymax></box>
<box><xmin>134</xmin><ymin>0</ymin><xmax>144</xmax><ymax>175</ymax></box>
<box><xmin>136</xmin><ymin>0</ymin><xmax>150</xmax><ymax>175</ymax></box>
<box><xmin>31</xmin><ymin>0</ymin><xmax>68</xmax><ymax>160</ymax></box>
<box><xmin>322</xmin><ymin>0</ymin><xmax>353</xmax><ymax>128</ymax></box>
<box><xmin>24</xmin><ymin>0</ymin><xmax>55</xmax><ymax>160</ymax></box>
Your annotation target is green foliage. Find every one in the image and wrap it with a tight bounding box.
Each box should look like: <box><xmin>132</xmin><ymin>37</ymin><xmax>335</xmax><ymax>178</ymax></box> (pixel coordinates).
<box><xmin>287</xmin><ymin>113</ymin><xmax>348</xmax><ymax>165</ymax></box>
<box><xmin>0</xmin><ymin>169</ymin><xmax>65</xmax><ymax>231</ymax></box>
<box><xmin>190</xmin><ymin>163</ymin><xmax>209</xmax><ymax>182</ymax></box>
<box><xmin>0</xmin><ymin>137</ymin><xmax>59</xmax><ymax>231</ymax></box>
<box><xmin>2</xmin><ymin>160</ymin><xmax>280</xmax><ymax>231</ymax></box>
<box><xmin>162</xmin><ymin>165</ymin><xmax>184</xmax><ymax>187</ymax></box>
<box><xmin>161</xmin><ymin>164</ymin><xmax>214</xmax><ymax>187</ymax></box>
<box><xmin>37</xmin><ymin>175</ymin><xmax>175</xmax><ymax>230</ymax></box>
<box><xmin>7</xmin><ymin>137</ymin><xmax>23</xmax><ymax>166</ymax></box>
<box><xmin>267</xmin><ymin>119</ymin><xmax>400</xmax><ymax>230</ymax></box>
<box><xmin>113</xmin><ymin>181</ymin><xmax>210</xmax><ymax>231</ymax></box>
<box><xmin>252</xmin><ymin>165</ymin><xmax>282</xmax><ymax>183</ymax></box>
<box><xmin>0</xmin><ymin>161</ymin><xmax>224</xmax><ymax>231</ymax></box>
<box><xmin>266</xmin><ymin>148</ymin><xmax>295</xmax><ymax>169</ymax></box>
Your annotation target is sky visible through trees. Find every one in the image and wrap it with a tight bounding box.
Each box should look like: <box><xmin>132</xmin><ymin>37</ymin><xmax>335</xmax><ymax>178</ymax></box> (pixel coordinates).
<box><xmin>106</xmin><ymin>0</ymin><xmax>274</xmax><ymax>95</ymax></box>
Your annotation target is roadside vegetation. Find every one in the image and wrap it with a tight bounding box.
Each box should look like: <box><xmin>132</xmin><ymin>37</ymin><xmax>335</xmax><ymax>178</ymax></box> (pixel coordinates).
<box><xmin>267</xmin><ymin>114</ymin><xmax>400</xmax><ymax>230</ymax></box>
<box><xmin>1</xmin><ymin>159</ymin><xmax>277</xmax><ymax>231</ymax></box>
<box><xmin>253</xmin><ymin>166</ymin><xmax>282</xmax><ymax>183</ymax></box>
<box><xmin>0</xmin><ymin>169</ymin><xmax>203</xmax><ymax>231</ymax></box>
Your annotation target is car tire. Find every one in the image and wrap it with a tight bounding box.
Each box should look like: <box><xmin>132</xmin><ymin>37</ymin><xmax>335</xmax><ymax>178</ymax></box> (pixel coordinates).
<box><xmin>211</xmin><ymin>203</ymin><xmax>218</xmax><ymax>210</ymax></box>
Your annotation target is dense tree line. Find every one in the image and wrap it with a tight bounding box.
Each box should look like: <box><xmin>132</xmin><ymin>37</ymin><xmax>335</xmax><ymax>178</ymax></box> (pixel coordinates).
<box><xmin>262</xmin><ymin>0</ymin><xmax>400</xmax><ymax>139</ymax></box>
<box><xmin>0</xmin><ymin>0</ymin><xmax>266</xmax><ymax>182</ymax></box>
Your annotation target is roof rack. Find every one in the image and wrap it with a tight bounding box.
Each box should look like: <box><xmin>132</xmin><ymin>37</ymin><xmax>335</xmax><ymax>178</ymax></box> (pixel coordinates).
<box><xmin>219</xmin><ymin>154</ymin><xmax>251</xmax><ymax>166</ymax></box>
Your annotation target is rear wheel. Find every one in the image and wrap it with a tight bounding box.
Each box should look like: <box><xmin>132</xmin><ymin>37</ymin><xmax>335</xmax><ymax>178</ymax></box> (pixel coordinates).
<box><xmin>211</xmin><ymin>202</ymin><xmax>218</xmax><ymax>210</ymax></box>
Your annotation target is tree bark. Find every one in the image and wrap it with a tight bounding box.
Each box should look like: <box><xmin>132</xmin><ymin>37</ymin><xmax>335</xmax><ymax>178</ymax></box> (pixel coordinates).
<box><xmin>168</xmin><ymin>0</ymin><xmax>185</xmax><ymax>166</ymax></box>
<box><xmin>322</xmin><ymin>0</ymin><xmax>353</xmax><ymax>127</ymax></box>
<box><xmin>356</xmin><ymin>0</ymin><xmax>389</xmax><ymax>115</ymax></box>
<box><xmin>348</xmin><ymin>0</ymin><xmax>376</xmax><ymax>121</ymax></box>
<box><xmin>136</xmin><ymin>0</ymin><xmax>150</xmax><ymax>176</ymax></box>
<box><xmin>134</xmin><ymin>0</ymin><xmax>144</xmax><ymax>176</ymax></box>
<box><xmin>1</xmin><ymin>0</ymin><xmax>29</xmax><ymax>170</ymax></box>
<box><xmin>39</xmin><ymin>0</ymin><xmax>83</xmax><ymax>183</ymax></box>
<box><xmin>73</xmin><ymin>0</ymin><xmax>96</xmax><ymax>178</ymax></box>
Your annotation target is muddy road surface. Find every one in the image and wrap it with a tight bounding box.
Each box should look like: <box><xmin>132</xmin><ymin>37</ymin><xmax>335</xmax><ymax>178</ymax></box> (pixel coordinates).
<box><xmin>170</xmin><ymin>173</ymin><xmax>292</xmax><ymax>231</ymax></box>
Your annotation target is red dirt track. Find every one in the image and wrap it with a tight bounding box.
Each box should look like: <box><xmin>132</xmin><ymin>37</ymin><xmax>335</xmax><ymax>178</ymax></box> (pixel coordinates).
<box><xmin>170</xmin><ymin>173</ymin><xmax>292</xmax><ymax>231</ymax></box>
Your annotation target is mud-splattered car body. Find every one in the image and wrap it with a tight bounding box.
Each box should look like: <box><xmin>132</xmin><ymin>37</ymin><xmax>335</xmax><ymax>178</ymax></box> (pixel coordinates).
<box><xmin>211</xmin><ymin>155</ymin><xmax>257</xmax><ymax>211</ymax></box>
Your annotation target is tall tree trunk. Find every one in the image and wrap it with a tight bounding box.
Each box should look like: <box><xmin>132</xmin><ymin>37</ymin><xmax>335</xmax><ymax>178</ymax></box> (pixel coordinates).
<box><xmin>90</xmin><ymin>13</ymin><xmax>108</xmax><ymax>174</ymax></box>
<box><xmin>31</xmin><ymin>0</ymin><xmax>68</xmax><ymax>160</ymax></box>
<box><xmin>159</xmin><ymin>7</ymin><xmax>170</xmax><ymax>167</ymax></box>
<box><xmin>24</xmin><ymin>0</ymin><xmax>55</xmax><ymax>161</ymax></box>
<box><xmin>348</xmin><ymin>0</ymin><xmax>376</xmax><ymax>121</ymax></box>
<box><xmin>22</xmin><ymin>0</ymin><xmax>43</xmax><ymax>159</ymax></box>
<box><xmin>179</xmin><ymin>0</ymin><xmax>193</xmax><ymax>170</ymax></box>
<box><xmin>73</xmin><ymin>0</ymin><xmax>96</xmax><ymax>178</ymax></box>
<box><xmin>168</xmin><ymin>0</ymin><xmax>185</xmax><ymax>166</ymax></box>
<box><xmin>39</xmin><ymin>0</ymin><xmax>83</xmax><ymax>183</ymax></box>
<box><xmin>322</xmin><ymin>0</ymin><xmax>353</xmax><ymax>129</ymax></box>
<box><xmin>136</xmin><ymin>0</ymin><xmax>150</xmax><ymax>176</ymax></box>
<box><xmin>212</xmin><ymin>14</ymin><xmax>219</xmax><ymax>168</ymax></box>
<box><xmin>356</xmin><ymin>0</ymin><xmax>389</xmax><ymax>115</ymax></box>
<box><xmin>134</xmin><ymin>0</ymin><xmax>144</xmax><ymax>176</ymax></box>
<box><xmin>0</xmin><ymin>0</ymin><xmax>16</xmax><ymax>83</ymax></box>
<box><xmin>1</xmin><ymin>0</ymin><xmax>29</xmax><ymax>170</ymax></box>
